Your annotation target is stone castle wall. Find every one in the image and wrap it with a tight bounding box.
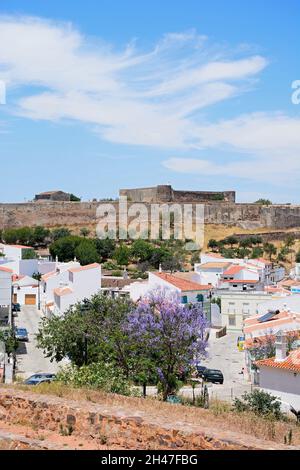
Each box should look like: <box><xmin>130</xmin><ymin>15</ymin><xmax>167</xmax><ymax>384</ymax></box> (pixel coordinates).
<box><xmin>1</xmin><ymin>201</ymin><xmax>300</xmax><ymax>230</ymax></box>
<box><xmin>120</xmin><ymin>185</ymin><xmax>236</xmax><ymax>203</ymax></box>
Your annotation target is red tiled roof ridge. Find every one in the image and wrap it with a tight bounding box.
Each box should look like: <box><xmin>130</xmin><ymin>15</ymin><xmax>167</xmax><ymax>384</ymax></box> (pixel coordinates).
<box><xmin>153</xmin><ymin>272</ymin><xmax>211</xmax><ymax>291</ymax></box>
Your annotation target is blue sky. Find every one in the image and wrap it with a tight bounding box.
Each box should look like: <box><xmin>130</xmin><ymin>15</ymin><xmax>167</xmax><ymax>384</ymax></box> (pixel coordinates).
<box><xmin>0</xmin><ymin>0</ymin><xmax>300</xmax><ymax>203</ymax></box>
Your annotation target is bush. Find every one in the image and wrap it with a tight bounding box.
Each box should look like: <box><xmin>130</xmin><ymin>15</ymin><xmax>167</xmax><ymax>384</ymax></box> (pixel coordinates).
<box><xmin>233</xmin><ymin>389</ymin><xmax>283</xmax><ymax>420</ymax></box>
<box><xmin>56</xmin><ymin>363</ymin><xmax>132</xmax><ymax>395</ymax></box>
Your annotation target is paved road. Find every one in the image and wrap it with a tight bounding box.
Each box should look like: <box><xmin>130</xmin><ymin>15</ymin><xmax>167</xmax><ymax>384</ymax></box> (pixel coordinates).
<box><xmin>14</xmin><ymin>306</ymin><xmax>63</xmax><ymax>379</ymax></box>
<box><xmin>199</xmin><ymin>330</ymin><xmax>253</xmax><ymax>401</ymax></box>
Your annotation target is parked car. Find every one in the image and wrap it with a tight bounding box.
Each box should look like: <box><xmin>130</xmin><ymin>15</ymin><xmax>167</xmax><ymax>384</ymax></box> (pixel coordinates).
<box><xmin>195</xmin><ymin>364</ymin><xmax>207</xmax><ymax>378</ymax></box>
<box><xmin>202</xmin><ymin>368</ymin><xmax>224</xmax><ymax>384</ymax></box>
<box><xmin>15</xmin><ymin>327</ymin><xmax>29</xmax><ymax>342</ymax></box>
<box><xmin>12</xmin><ymin>303</ymin><xmax>21</xmax><ymax>312</ymax></box>
<box><xmin>24</xmin><ymin>373</ymin><xmax>56</xmax><ymax>385</ymax></box>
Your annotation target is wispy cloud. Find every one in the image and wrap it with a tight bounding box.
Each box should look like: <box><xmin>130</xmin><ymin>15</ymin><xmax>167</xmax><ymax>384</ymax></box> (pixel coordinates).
<box><xmin>0</xmin><ymin>15</ymin><xmax>267</xmax><ymax>149</ymax></box>
<box><xmin>1</xmin><ymin>15</ymin><xmax>299</xmax><ymax>187</ymax></box>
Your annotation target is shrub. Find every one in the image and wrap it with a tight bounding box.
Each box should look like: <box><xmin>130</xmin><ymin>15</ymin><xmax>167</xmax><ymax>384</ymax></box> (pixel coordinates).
<box><xmin>56</xmin><ymin>362</ymin><xmax>132</xmax><ymax>396</ymax></box>
<box><xmin>233</xmin><ymin>390</ymin><xmax>283</xmax><ymax>420</ymax></box>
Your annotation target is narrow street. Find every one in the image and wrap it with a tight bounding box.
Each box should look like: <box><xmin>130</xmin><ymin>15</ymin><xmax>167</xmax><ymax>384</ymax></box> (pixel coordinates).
<box><xmin>14</xmin><ymin>306</ymin><xmax>63</xmax><ymax>379</ymax></box>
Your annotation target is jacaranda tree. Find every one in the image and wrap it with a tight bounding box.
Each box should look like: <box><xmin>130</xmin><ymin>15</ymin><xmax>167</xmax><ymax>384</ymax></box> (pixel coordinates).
<box><xmin>127</xmin><ymin>290</ymin><xmax>209</xmax><ymax>400</ymax></box>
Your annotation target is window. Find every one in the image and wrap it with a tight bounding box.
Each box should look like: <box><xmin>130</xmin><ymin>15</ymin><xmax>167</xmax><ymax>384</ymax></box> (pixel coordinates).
<box><xmin>228</xmin><ymin>315</ymin><xmax>236</xmax><ymax>326</ymax></box>
<box><xmin>196</xmin><ymin>294</ymin><xmax>204</xmax><ymax>303</ymax></box>
<box><xmin>182</xmin><ymin>295</ymin><xmax>188</xmax><ymax>304</ymax></box>
<box><xmin>242</xmin><ymin>303</ymin><xmax>250</xmax><ymax>314</ymax></box>
<box><xmin>228</xmin><ymin>302</ymin><xmax>236</xmax><ymax>313</ymax></box>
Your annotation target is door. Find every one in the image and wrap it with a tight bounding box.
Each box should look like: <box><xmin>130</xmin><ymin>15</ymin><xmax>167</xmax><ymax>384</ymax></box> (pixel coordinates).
<box><xmin>13</xmin><ymin>293</ymin><xmax>17</xmax><ymax>303</ymax></box>
<box><xmin>25</xmin><ymin>294</ymin><xmax>36</xmax><ymax>305</ymax></box>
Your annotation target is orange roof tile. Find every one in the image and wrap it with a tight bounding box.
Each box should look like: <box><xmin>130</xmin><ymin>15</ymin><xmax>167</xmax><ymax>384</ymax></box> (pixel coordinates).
<box><xmin>7</xmin><ymin>244</ymin><xmax>33</xmax><ymax>249</ymax></box>
<box><xmin>54</xmin><ymin>287</ymin><xmax>73</xmax><ymax>297</ymax></box>
<box><xmin>223</xmin><ymin>265</ymin><xmax>244</xmax><ymax>276</ymax></box>
<box><xmin>41</xmin><ymin>270</ymin><xmax>57</xmax><ymax>281</ymax></box>
<box><xmin>153</xmin><ymin>272</ymin><xmax>211</xmax><ymax>291</ymax></box>
<box><xmin>200</xmin><ymin>262</ymin><xmax>231</xmax><ymax>269</ymax></box>
<box><xmin>204</xmin><ymin>253</ymin><xmax>225</xmax><ymax>259</ymax></box>
<box><xmin>228</xmin><ymin>279</ymin><xmax>259</xmax><ymax>284</ymax></box>
<box><xmin>256</xmin><ymin>349</ymin><xmax>300</xmax><ymax>373</ymax></box>
<box><xmin>0</xmin><ymin>266</ymin><xmax>13</xmax><ymax>273</ymax></box>
<box><xmin>68</xmin><ymin>263</ymin><xmax>100</xmax><ymax>273</ymax></box>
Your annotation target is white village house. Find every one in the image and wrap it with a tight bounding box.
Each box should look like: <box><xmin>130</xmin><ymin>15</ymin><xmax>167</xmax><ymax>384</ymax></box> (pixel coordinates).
<box><xmin>256</xmin><ymin>331</ymin><xmax>300</xmax><ymax>409</ymax></box>
<box><xmin>48</xmin><ymin>263</ymin><xmax>102</xmax><ymax>316</ymax></box>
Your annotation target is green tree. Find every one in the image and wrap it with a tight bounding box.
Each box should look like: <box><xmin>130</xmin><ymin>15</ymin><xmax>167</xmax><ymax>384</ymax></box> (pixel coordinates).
<box><xmin>36</xmin><ymin>295</ymin><xmax>133</xmax><ymax>369</ymax></box>
<box><xmin>22</xmin><ymin>248</ymin><xmax>37</xmax><ymax>259</ymax></box>
<box><xmin>94</xmin><ymin>238</ymin><xmax>116</xmax><ymax>261</ymax></box>
<box><xmin>263</xmin><ymin>242</ymin><xmax>277</xmax><ymax>261</ymax></box>
<box><xmin>255</xmin><ymin>199</ymin><xmax>272</xmax><ymax>206</ymax></box>
<box><xmin>113</xmin><ymin>244</ymin><xmax>130</xmax><ymax>266</ymax></box>
<box><xmin>223</xmin><ymin>236</ymin><xmax>238</xmax><ymax>248</ymax></box>
<box><xmin>130</xmin><ymin>240</ymin><xmax>154</xmax><ymax>262</ymax></box>
<box><xmin>70</xmin><ymin>193</ymin><xmax>81</xmax><ymax>202</ymax></box>
<box><xmin>74</xmin><ymin>239</ymin><xmax>100</xmax><ymax>265</ymax></box>
<box><xmin>80</xmin><ymin>227</ymin><xmax>90</xmax><ymax>238</ymax></box>
<box><xmin>2</xmin><ymin>229</ymin><xmax>19</xmax><ymax>244</ymax></box>
<box><xmin>30</xmin><ymin>226</ymin><xmax>50</xmax><ymax>245</ymax></box>
<box><xmin>251</xmin><ymin>247</ymin><xmax>264</xmax><ymax>259</ymax></box>
<box><xmin>49</xmin><ymin>236</ymin><xmax>82</xmax><ymax>261</ymax></box>
<box><xmin>0</xmin><ymin>329</ymin><xmax>18</xmax><ymax>355</ymax></box>
<box><xmin>296</xmin><ymin>251</ymin><xmax>300</xmax><ymax>263</ymax></box>
<box><xmin>51</xmin><ymin>227</ymin><xmax>72</xmax><ymax>241</ymax></box>
<box><xmin>208</xmin><ymin>239</ymin><xmax>219</xmax><ymax>251</ymax></box>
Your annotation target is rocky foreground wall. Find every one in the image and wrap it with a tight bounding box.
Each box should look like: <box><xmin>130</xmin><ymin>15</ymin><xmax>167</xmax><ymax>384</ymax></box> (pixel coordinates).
<box><xmin>0</xmin><ymin>389</ymin><xmax>296</xmax><ymax>450</ymax></box>
<box><xmin>1</xmin><ymin>201</ymin><xmax>300</xmax><ymax>230</ymax></box>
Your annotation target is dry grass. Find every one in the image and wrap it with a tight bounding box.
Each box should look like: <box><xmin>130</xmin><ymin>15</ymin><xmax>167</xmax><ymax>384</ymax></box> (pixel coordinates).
<box><xmin>7</xmin><ymin>383</ymin><xmax>300</xmax><ymax>447</ymax></box>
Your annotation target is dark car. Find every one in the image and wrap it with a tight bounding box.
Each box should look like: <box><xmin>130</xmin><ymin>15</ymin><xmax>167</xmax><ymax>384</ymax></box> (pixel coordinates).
<box><xmin>24</xmin><ymin>373</ymin><xmax>56</xmax><ymax>385</ymax></box>
<box><xmin>12</xmin><ymin>303</ymin><xmax>21</xmax><ymax>312</ymax></box>
<box><xmin>196</xmin><ymin>364</ymin><xmax>207</xmax><ymax>378</ymax></box>
<box><xmin>202</xmin><ymin>368</ymin><xmax>224</xmax><ymax>384</ymax></box>
<box><xmin>15</xmin><ymin>327</ymin><xmax>29</xmax><ymax>342</ymax></box>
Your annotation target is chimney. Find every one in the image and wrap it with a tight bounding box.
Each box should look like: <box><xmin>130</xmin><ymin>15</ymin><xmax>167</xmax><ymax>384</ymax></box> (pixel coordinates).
<box><xmin>159</xmin><ymin>263</ymin><xmax>162</xmax><ymax>273</ymax></box>
<box><xmin>275</xmin><ymin>330</ymin><xmax>287</xmax><ymax>362</ymax></box>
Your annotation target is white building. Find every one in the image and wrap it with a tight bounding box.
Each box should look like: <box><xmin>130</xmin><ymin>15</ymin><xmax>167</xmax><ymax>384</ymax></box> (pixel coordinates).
<box><xmin>127</xmin><ymin>271</ymin><xmax>213</xmax><ymax>320</ymax></box>
<box><xmin>196</xmin><ymin>253</ymin><xmax>285</xmax><ymax>289</ymax></box>
<box><xmin>12</xmin><ymin>275</ymin><xmax>39</xmax><ymax>306</ymax></box>
<box><xmin>220</xmin><ymin>291</ymin><xmax>283</xmax><ymax>331</ymax></box>
<box><xmin>0</xmin><ymin>266</ymin><xmax>12</xmax><ymax>325</ymax></box>
<box><xmin>256</xmin><ymin>331</ymin><xmax>300</xmax><ymax>409</ymax></box>
<box><xmin>50</xmin><ymin>263</ymin><xmax>102</xmax><ymax>316</ymax></box>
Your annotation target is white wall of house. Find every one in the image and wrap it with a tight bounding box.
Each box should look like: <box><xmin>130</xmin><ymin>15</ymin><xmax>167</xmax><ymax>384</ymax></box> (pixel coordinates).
<box><xmin>220</xmin><ymin>291</ymin><xmax>271</xmax><ymax>331</ymax></box>
<box><xmin>194</xmin><ymin>265</ymin><xmax>223</xmax><ymax>287</ymax></box>
<box><xmin>53</xmin><ymin>264</ymin><xmax>102</xmax><ymax>315</ymax></box>
<box><xmin>259</xmin><ymin>366</ymin><xmax>300</xmax><ymax>409</ymax></box>
<box><xmin>0</xmin><ymin>270</ymin><xmax>11</xmax><ymax>309</ymax></box>
<box><xmin>13</xmin><ymin>285</ymin><xmax>38</xmax><ymax>305</ymax></box>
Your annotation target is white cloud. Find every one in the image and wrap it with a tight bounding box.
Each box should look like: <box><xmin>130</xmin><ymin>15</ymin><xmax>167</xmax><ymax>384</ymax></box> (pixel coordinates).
<box><xmin>164</xmin><ymin>113</ymin><xmax>300</xmax><ymax>184</ymax></box>
<box><xmin>0</xmin><ymin>15</ymin><xmax>268</xmax><ymax>149</ymax></box>
<box><xmin>1</xmin><ymin>15</ymin><xmax>299</xmax><ymax>187</ymax></box>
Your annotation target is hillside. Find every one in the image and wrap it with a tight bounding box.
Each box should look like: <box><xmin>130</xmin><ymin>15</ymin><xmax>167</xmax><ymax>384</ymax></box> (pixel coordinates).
<box><xmin>0</xmin><ymin>385</ymin><xmax>299</xmax><ymax>450</ymax></box>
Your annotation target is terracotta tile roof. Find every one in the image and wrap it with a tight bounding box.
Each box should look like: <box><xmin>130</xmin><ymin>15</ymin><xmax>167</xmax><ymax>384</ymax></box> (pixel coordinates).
<box><xmin>245</xmin><ymin>331</ymin><xmax>300</xmax><ymax>350</ymax></box>
<box><xmin>54</xmin><ymin>286</ymin><xmax>73</xmax><ymax>297</ymax></box>
<box><xmin>204</xmin><ymin>253</ymin><xmax>225</xmax><ymax>259</ymax></box>
<box><xmin>0</xmin><ymin>266</ymin><xmax>13</xmax><ymax>273</ymax></box>
<box><xmin>68</xmin><ymin>263</ymin><xmax>100</xmax><ymax>273</ymax></box>
<box><xmin>41</xmin><ymin>270</ymin><xmax>57</xmax><ymax>281</ymax></box>
<box><xmin>6</xmin><ymin>244</ymin><xmax>33</xmax><ymax>249</ymax></box>
<box><xmin>200</xmin><ymin>262</ymin><xmax>231</xmax><ymax>269</ymax></box>
<box><xmin>244</xmin><ymin>311</ymin><xmax>300</xmax><ymax>334</ymax></box>
<box><xmin>153</xmin><ymin>272</ymin><xmax>211</xmax><ymax>291</ymax></box>
<box><xmin>223</xmin><ymin>265</ymin><xmax>244</xmax><ymax>276</ymax></box>
<box><xmin>228</xmin><ymin>279</ymin><xmax>259</xmax><ymax>284</ymax></box>
<box><xmin>256</xmin><ymin>349</ymin><xmax>300</xmax><ymax>373</ymax></box>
